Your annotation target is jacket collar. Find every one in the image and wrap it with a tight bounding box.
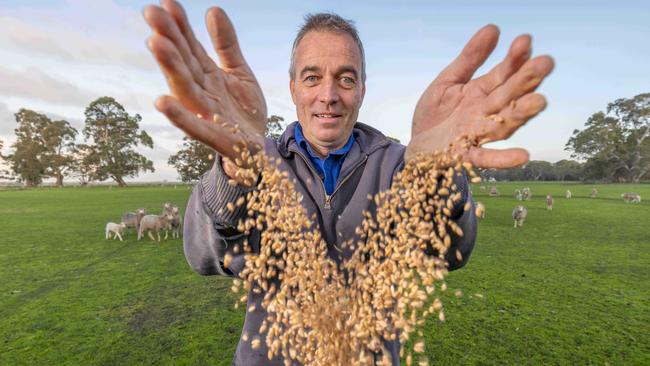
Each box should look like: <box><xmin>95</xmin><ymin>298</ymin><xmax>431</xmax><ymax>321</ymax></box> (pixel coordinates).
<box><xmin>277</xmin><ymin>121</ymin><xmax>392</xmax><ymax>159</ymax></box>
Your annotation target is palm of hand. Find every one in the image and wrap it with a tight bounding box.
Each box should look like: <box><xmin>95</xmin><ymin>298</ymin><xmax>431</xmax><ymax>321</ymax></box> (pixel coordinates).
<box><xmin>144</xmin><ymin>1</ymin><xmax>267</xmax><ymax>162</ymax></box>
<box><xmin>406</xmin><ymin>25</ymin><xmax>554</xmax><ymax>169</ymax></box>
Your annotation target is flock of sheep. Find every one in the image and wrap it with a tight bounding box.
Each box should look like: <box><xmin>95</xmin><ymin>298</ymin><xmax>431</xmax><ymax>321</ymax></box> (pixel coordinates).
<box><xmin>479</xmin><ymin>186</ymin><xmax>642</xmax><ymax>228</ymax></box>
<box><xmin>103</xmin><ymin>186</ymin><xmax>642</xmax><ymax>239</ymax></box>
<box><xmin>105</xmin><ymin>202</ymin><xmax>182</xmax><ymax>242</ymax></box>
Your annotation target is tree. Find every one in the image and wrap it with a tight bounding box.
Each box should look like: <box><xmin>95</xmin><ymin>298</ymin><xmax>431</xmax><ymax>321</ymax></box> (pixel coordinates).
<box><xmin>553</xmin><ymin>159</ymin><xmax>583</xmax><ymax>181</ymax></box>
<box><xmin>168</xmin><ymin>137</ymin><xmax>215</xmax><ymax>182</ymax></box>
<box><xmin>522</xmin><ymin>160</ymin><xmax>556</xmax><ymax>181</ymax></box>
<box><xmin>70</xmin><ymin>144</ymin><xmax>99</xmax><ymax>186</ymax></box>
<box><xmin>42</xmin><ymin>120</ymin><xmax>78</xmax><ymax>187</ymax></box>
<box><xmin>5</xmin><ymin>109</ymin><xmax>51</xmax><ymax>186</ymax></box>
<box><xmin>168</xmin><ymin>116</ymin><xmax>286</xmax><ymax>181</ymax></box>
<box><xmin>82</xmin><ymin>97</ymin><xmax>154</xmax><ymax>186</ymax></box>
<box><xmin>265</xmin><ymin>115</ymin><xmax>286</xmax><ymax>141</ymax></box>
<box><xmin>565</xmin><ymin>93</ymin><xmax>650</xmax><ymax>182</ymax></box>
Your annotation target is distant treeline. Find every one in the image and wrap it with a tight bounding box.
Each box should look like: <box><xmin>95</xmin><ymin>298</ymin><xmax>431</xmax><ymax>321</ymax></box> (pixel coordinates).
<box><xmin>1</xmin><ymin>93</ymin><xmax>648</xmax><ymax>186</ymax></box>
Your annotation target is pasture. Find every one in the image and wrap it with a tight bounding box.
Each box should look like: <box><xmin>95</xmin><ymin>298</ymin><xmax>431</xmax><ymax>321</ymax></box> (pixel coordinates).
<box><xmin>0</xmin><ymin>182</ymin><xmax>648</xmax><ymax>365</ymax></box>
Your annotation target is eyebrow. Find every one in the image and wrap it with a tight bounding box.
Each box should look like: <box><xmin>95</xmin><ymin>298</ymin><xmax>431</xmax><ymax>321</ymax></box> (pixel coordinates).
<box><xmin>299</xmin><ymin>65</ymin><xmax>359</xmax><ymax>80</ymax></box>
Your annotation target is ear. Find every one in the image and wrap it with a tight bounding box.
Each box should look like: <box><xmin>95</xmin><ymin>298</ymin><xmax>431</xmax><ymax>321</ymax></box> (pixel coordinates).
<box><xmin>358</xmin><ymin>82</ymin><xmax>366</xmax><ymax>107</ymax></box>
<box><xmin>290</xmin><ymin>78</ymin><xmax>297</xmax><ymax>105</ymax></box>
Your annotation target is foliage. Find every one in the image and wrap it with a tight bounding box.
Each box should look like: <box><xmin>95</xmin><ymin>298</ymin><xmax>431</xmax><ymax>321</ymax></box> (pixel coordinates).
<box><xmin>168</xmin><ymin>137</ymin><xmax>215</xmax><ymax>182</ymax></box>
<box><xmin>42</xmin><ymin>119</ymin><xmax>78</xmax><ymax>186</ymax></box>
<box><xmin>3</xmin><ymin>109</ymin><xmax>77</xmax><ymax>187</ymax></box>
<box><xmin>565</xmin><ymin>93</ymin><xmax>650</xmax><ymax>182</ymax></box>
<box><xmin>480</xmin><ymin>159</ymin><xmax>584</xmax><ymax>182</ymax></box>
<box><xmin>168</xmin><ymin>115</ymin><xmax>287</xmax><ymax>181</ymax></box>
<box><xmin>82</xmin><ymin>97</ymin><xmax>154</xmax><ymax>186</ymax></box>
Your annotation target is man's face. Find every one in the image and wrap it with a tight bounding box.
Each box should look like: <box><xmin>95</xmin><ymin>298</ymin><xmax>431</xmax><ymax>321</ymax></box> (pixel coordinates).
<box><xmin>290</xmin><ymin>31</ymin><xmax>365</xmax><ymax>154</ymax></box>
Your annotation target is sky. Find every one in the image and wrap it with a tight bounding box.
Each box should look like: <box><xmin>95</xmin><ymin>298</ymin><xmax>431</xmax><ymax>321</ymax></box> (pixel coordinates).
<box><xmin>1</xmin><ymin>0</ymin><xmax>648</xmax><ymax>182</ymax></box>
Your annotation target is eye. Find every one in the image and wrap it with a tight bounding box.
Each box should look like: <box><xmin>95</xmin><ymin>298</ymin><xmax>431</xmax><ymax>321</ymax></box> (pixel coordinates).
<box><xmin>304</xmin><ymin>75</ymin><xmax>319</xmax><ymax>83</ymax></box>
<box><xmin>340</xmin><ymin>76</ymin><xmax>356</xmax><ymax>87</ymax></box>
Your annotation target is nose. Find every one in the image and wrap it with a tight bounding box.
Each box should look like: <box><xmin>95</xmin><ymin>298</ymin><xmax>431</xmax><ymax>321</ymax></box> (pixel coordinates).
<box><xmin>318</xmin><ymin>77</ymin><xmax>339</xmax><ymax>106</ymax></box>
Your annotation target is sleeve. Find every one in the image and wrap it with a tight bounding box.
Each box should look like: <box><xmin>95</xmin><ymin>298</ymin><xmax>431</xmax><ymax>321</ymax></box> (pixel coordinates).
<box><xmin>444</xmin><ymin>172</ymin><xmax>478</xmax><ymax>270</ymax></box>
<box><xmin>182</xmin><ymin>155</ymin><xmax>260</xmax><ymax>277</ymax></box>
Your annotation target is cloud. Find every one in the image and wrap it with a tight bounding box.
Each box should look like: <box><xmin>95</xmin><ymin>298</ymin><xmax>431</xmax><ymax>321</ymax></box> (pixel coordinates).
<box><xmin>0</xmin><ymin>66</ymin><xmax>96</xmax><ymax>107</ymax></box>
<box><xmin>0</xmin><ymin>15</ymin><xmax>155</xmax><ymax>72</ymax></box>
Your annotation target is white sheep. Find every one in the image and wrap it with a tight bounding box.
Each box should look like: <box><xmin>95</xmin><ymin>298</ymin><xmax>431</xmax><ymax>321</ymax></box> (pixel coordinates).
<box><xmin>489</xmin><ymin>186</ymin><xmax>500</xmax><ymax>197</ymax></box>
<box><xmin>162</xmin><ymin>202</ymin><xmax>173</xmax><ymax>215</ymax></box>
<box><xmin>546</xmin><ymin>195</ymin><xmax>554</xmax><ymax>211</ymax></box>
<box><xmin>105</xmin><ymin>222</ymin><xmax>126</xmax><ymax>241</ymax></box>
<box><xmin>512</xmin><ymin>205</ymin><xmax>528</xmax><ymax>228</ymax></box>
<box><xmin>138</xmin><ymin>214</ymin><xmax>174</xmax><ymax>242</ymax></box>
<box><xmin>621</xmin><ymin>192</ymin><xmax>641</xmax><ymax>204</ymax></box>
<box><xmin>521</xmin><ymin>187</ymin><xmax>532</xmax><ymax>201</ymax></box>
<box><xmin>565</xmin><ymin>190</ymin><xmax>572</xmax><ymax>199</ymax></box>
<box><xmin>590</xmin><ymin>188</ymin><xmax>598</xmax><ymax>198</ymax></box>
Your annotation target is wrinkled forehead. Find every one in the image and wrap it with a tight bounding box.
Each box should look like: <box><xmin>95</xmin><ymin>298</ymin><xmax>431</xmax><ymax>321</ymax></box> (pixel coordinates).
<box><xmin>294</xmin><ymin>31</ymin><xmax>363</xmax><ymax>72</ymax></box>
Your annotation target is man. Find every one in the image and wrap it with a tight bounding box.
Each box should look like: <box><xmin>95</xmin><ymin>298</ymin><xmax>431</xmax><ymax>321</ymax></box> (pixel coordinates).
<box><xmin>144</xmin><ymin>1</ymin><xmax>553</xmax><ymax>364</ymax></box>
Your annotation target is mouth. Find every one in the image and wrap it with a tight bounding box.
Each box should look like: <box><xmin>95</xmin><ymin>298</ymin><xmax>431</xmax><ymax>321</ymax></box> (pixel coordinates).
<box><xmin>313</xmin><ymin>113</ymin><xmax>342</xmax><ymax>122</ymax></box>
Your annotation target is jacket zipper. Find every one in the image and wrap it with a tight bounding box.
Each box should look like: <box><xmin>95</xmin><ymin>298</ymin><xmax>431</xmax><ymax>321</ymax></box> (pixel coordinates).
<box><xmin>293</xmin><ymin>150</ymin><xmax>369</xmax><ymax>210</ymax></box>
<box><xmin>325</xmin><ymin>154</ymin><xmax>368</xmax><ymax>209</ymax></box>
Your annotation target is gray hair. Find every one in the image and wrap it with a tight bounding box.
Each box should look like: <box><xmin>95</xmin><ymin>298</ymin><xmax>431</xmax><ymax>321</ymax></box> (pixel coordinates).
<box><xmin>289</xmin><ymin>13</ymin><xmax>366</xmax><ymax>83</ymax></box>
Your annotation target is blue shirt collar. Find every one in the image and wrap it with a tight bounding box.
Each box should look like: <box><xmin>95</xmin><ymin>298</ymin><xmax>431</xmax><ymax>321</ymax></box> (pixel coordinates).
<box><xmin>294</xmin><ymin>123</ymin><xmax>355</xmax><ymax>159</ymax></box>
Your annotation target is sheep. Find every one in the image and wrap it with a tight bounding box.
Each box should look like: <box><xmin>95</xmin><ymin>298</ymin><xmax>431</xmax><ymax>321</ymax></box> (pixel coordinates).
<box><xmin>121</xmin><ymin>208</ymin><xmax>146</xmax><ymax>234</ymax></box>
<box><xmin>512</xmin><ymin>205</ymin><xmax>528</xmax><ymax>228</ymax></box>
<box><xmin>489</xmin><ymin>186</ymin><xmax>500</xmax><ymax>197</ymax></box>
<box><xmin>546</xmin><ymin>195</ymin><xmax>554</xmax><ymax>210</ymax></box>
<box><xmin>515</xmin><ymin>189</ymin><xmax>523</xmax><ymax>201</ymax></box>
<box><xmin>162</xmin><ymin>202</ymin><xmax>173</xmax><ymax>215</ymax></box>
<box><xmin>621</xmin><ymin>192</ymin><xmax>641</xmax><ymax>204</ymax></box>
<box><xmin>138</xmin><ymin>213</ymin><xmax>174</xmax><ymax>242</ymax></box>
<box><xmin>565</xmin><ymin>189</ymin><xmax>572</xmax><ymax>199</ymax></box>
<box><xmin>590</xmin><ymin>188</ymin><xmax>598</xmax><ymax>198</ymax></box>
<box><xmin>169</xmin><ymin>206</ymin><xmax>183</xmax><ymax>239</ymax></box>
<box><xmin>480</xmin><ymin>185</ymin><xmax>487</xmax><ymax>192</ymax></box>
<box><xmin>105</xmin><ymin>222</ymin><xmax>126</xmax><ymax>241</ymax></box>
<box><xmin>521</xmin><ymin>187</ymin><xmax>532</xmax><ymax>201</ymax></box>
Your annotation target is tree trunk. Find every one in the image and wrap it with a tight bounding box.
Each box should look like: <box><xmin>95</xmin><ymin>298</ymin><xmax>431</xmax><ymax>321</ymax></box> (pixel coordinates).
<box><xmin>115</xmin><ymin>176</ymin><xmax>127</xmax><ymax>187</ymax></box>
<box><xmin>25</xmin><ymin>179</ymin><xmax>38</xmax><ymax>187</ymax></box>
<box><xmin>56</xmin><ymin>173</ymin><xmax>64</xmax><ymax>187</ymax></box>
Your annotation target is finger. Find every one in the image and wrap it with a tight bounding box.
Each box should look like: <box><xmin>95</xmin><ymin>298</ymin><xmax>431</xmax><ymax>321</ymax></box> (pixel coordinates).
<box><xmin>481</xmin><ymin>93</ymin><xmax>547</xmax><ymax>142</ymax></box>
<box><xmin>466</xmin><ymin>147</ymin><xmax>529</xmax><ymax>169</ymax></box>
<box><xmin>483</xmin><ymin>55</ymin><xmax>554</xmax><ymax>114</ymax></box>
<box><xmin>160</xmin><ymin>0</ymin><xmax>217</xmax><ymax>74</ymax></box>
<box><xmin>206</xmin><ymin>7</ymin><xmax>251</xmax><ymax>73</ymax></box>
<box><xmin>499</xmin><ymin>93</ymin><xmax>546</xmax><ymax>132</ymax></box>
<box><xmin>147</xmin><ymin>34</ymin><xmax>212</xmax><ymax>116</ymax></box>
<box><xmin>155</xmin><ymin>95</ymin><xmax>237</xmax><ymax>159</ymax></box>
<box><xmin>435</xmin><ymin>24</ymin><xmax>500</xmax><ymax>85</ymax></box>
<box><xmin>143</xmin><ymin>5</ymin><xmax>204</xmax><ymax>85</ymax></box>
<box><xmin>475</xmin><ymin>34</ymin><xmax>531</xmax><ymax>93</ymax></box>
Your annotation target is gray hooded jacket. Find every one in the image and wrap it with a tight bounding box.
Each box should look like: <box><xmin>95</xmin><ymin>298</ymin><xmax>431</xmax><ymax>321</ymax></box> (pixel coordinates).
<box><xmin>183</xmin><ymin>121</ymin><xmax>478</xmax><ymax>365</ymax></box>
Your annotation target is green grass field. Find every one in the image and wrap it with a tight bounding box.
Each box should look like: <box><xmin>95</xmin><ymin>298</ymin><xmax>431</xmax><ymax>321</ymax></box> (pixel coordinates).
<box><xmin>1</xmin><ymin>182</ymin><xmax>648</xmax><ymax>365</ymax></box>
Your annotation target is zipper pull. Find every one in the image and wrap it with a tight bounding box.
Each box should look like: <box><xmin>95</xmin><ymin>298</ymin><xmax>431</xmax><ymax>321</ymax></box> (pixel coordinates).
<box><xmin>324</xmin><ymin>195</ymin><xmax>331</xmax><ymax>209</ymax></box>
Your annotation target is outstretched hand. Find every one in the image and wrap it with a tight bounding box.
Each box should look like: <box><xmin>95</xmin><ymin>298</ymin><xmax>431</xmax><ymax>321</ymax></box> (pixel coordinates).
<box><xmin>405</xmin><ymin>25</ymin><xmax>554</xmax><ymax>169</ymax></box>
<box><xmin>144</xmin><ymin>0</ymin><xmax>267</xmax><ymax>165</ymax></box>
